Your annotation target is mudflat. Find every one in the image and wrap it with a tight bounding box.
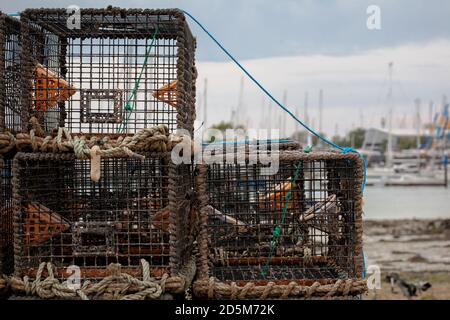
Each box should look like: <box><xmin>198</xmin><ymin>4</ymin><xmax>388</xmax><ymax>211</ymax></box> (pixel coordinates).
<box><xmin>363</xmin><ymin>219</ymin><xmax>450</xmax><ymax>300</ymax></box>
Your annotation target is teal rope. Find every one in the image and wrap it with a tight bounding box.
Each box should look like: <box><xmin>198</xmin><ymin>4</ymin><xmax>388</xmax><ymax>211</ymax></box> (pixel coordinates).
<box><xmin>182</xmin><ymin>9</ymin><xmax>366</xmax><ymax>193</ymax></box>
<box><xmin>261</xmin><ymin>160</ymin><xmax>302</xmax><ymax>276</ymax></box>
<box><xmin>118</xmin><ymin>27</ymin><xmax>159</xmax><ymax>133</ymax></box>
<box><xmin>182</xmin><ymin>9</ymin><xmax>367</xmax><ymax>276</ymax></box>
<box><xmin>362</xmin><ymin>252</ymin><xmax>367</xmax><ymax>278</ymax></box>
<box><xmin>183</xmin><ymin>11</ymin><xmax>340</xmax><ymax>149</ymax></box>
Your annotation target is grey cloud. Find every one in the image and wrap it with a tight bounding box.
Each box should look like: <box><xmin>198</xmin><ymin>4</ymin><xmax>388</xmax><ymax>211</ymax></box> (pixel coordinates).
<box><xmin>2</xmin><ymin>0</ymin><xmax>450</xmax><ymax>61</ymax></box>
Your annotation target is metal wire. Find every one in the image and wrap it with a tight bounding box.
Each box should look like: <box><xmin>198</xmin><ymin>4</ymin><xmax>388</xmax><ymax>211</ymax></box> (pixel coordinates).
<box><xmin>13</xmin><ymin>152</ymin><xmax>194</xmax><ymax>280</ymax></box>
<box><xmin>205</xmin><ymin>154</ymin><xmax>360</xmax><ymax>283</ymax></box>
<box><xmin>0</xmin><ymin>156</ymin><xmax>13</xmax><ymax>274</ymax></box>
<box><xmin>0</xmin><ymin>13</ymin><xmax>23</xmax><ymax>133</ymax></box>
<box><xmin>21</xmin><ymin>8</ymin><xmax>196</xmax><ymax>135</ymax></box>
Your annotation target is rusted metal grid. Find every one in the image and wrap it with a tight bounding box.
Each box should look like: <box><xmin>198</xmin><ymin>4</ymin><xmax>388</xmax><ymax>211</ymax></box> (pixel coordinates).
<box><xmin>0</xmin><ymin>13</ymin><xmax>23</xmax><ymax>134</ymax></box>
<box><xmin>20</xmin><ymin>7</ymin><xmax>196</xmax><ymax>135</ymax></box>
<box><xmin>0</xmin><ymin>155</ymin><xmax>14</xmax><ymax>275</ymax></box>
<box><xmin>194</xmin><ymin>151</ymin><xmax>366</xmax><ymax>299</ymax></box>
<box><xmin>12</xmin><ymin>152</ymin><xmax>196</xmax><ymax>295</ymax></box>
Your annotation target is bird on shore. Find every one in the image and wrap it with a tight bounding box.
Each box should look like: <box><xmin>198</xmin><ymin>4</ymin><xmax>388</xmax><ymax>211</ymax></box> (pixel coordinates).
<box><xmin>386</xmin><ymin>273</ymin><xmax>432</xmax><ymax>299</ymax></box>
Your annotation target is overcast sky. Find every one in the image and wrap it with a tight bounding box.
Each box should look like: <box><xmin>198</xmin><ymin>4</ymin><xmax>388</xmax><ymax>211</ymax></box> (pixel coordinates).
<box><xmin>2</xmin><ymin>0</ymin><xmax>450</xmax><ymax>136</ymax></box>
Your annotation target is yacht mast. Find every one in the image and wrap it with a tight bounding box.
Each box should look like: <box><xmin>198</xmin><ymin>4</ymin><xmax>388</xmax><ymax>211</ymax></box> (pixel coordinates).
<box><xmin>318</xmin><ymin>89</ymin><xmax>323</xmax><ymax>147</ymax></box>
<box><xmin>386</xmin><ymin>62</ymin><xmax>394</xmax><ymax>168</ymax></box>
<box><xmin>414</xmin><ymin>98</ymin><xmax>421</xmax><ymax>171</ymax></box>
<box><xmin>203</xmin><ymin>78</ymin><xmax>208</xmax><ymax>128</ymax></box>
<box><xmin>282</xmin><ymin>90</ymin><xmax>287</xmax><ymax>138</ymax></box>
<box><xmin>236</xmin><ymin>76</ymin><xmax>244</xmax><ymax>127</ymax></box>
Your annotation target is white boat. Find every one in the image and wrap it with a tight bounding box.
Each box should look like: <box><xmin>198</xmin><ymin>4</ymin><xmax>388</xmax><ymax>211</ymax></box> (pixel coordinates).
<box><xmin>366</xmin><ymin>165</ymin><xmax>446</xmax><ymax>187</ymax></box>
<box><xmin>385</xmin><ymin>171</ymin><xmax>445</xmax><ymax>186</ymax></box>
<box><xmin>366</xmin><ymin>167</ymin><xmax>397</xmax><ymax>186</ymax></box>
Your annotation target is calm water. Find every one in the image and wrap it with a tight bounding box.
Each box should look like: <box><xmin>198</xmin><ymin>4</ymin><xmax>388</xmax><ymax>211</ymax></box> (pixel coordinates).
<box><xmin>364</xmin><ymin>186</ymin><xmax>450</xmax><ymax>219</ymax></box>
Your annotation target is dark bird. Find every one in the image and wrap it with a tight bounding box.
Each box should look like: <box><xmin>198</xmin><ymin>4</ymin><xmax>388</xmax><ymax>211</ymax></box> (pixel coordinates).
<box><xmin>386</xmin><ymin>273</ymin><xmax>432</xmax><ymax>299</ymax></box>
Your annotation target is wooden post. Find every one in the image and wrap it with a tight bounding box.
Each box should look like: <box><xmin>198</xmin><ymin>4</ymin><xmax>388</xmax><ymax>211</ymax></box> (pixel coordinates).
<box><xmin>443</xmin><ymin>154</ymin><xmax>448</xmax><ymax>188</ymax></box>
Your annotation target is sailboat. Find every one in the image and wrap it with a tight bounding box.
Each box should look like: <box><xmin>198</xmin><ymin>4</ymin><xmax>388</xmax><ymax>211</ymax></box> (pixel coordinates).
<box><xmin>365</xmin><ymin>62</ymin><xmax>398</xmax><ymax>186</ymax></box>
<box><xmin>388</xmin><ymin>98</ymin><xmax>449</xmax><ymax>186</ymax></box>
<box><xmin>365</xmin><ymin>64</ymin><xmax>449</xmax><ymax>187</ymax></box>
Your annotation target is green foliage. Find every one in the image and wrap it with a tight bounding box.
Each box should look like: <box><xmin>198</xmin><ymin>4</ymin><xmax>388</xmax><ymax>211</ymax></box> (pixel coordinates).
<box><xmin>291</xmin><ymin>131</ymin><xmax>322</xmax><ymax>145</ymax></box>
<box><xmin>207</xmin><ymin>121</ymin><xmax>247</xmax><ymax>143</ymax></box>
<box><xmin>210</xmin><ymin>121</ymin><xmax>234</xmax><ymax>131</ymax></box>
<box><xmin>332</xmin><ymin>128</ymin><xmax>366</xmax><ymax>149</ymax></box>
<box><xmin>397</xmin><ymin>137</ymin><xmax>425</xmax><ymax>150</ymax></box>
<box><xmin>381</xmin><ymin>139</ymin><xmax>388</xmax><ymax>153</ymax></box>
<box><xmin>210</xmin><ymin>121</ymin><xmax>247</xmax><ymax>131</ymax></box>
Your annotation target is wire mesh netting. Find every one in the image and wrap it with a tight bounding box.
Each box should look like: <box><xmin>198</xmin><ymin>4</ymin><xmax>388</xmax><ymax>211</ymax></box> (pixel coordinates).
<box><xmin>0</xmin><ymin>156</ymin><xmax>14</xmax><ymax>275</ymax></box>
<box><xmin>21</xmin><ymin>8</ymin><xmax>196</xmax><ymax>135</ymax></box>
<box><xmin>0</xmin><ymin>13</ymin><xmax>23</xmax><ymax>134</ymax></box>
<box><xmin>198</xmin><ymin>151</ymin><xmax>363</xmax><ymax>285</ymax></box>
<box><xmin>12</xmin><ymin>152</ymin><xmax>195</xmax><ymax>280</ymax></box>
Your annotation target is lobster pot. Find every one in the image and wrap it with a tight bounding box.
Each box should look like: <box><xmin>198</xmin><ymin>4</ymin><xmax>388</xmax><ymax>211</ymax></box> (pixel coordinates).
<box><xmin>194</xmin><ymin>151</ymin><xmax>365</xmax><ymax>299</ymax></box>
<box><xmin>12</xmin><ymin>152</ymin><xmax>195</xmax><ymax>291</ymax></box>
<box><xmin>20</xmin><ymin>8</ymin><xmax>196</xmax><ymax>135</ymax></box>
<box><xmin>0</xmin><ymin>13</ymin><xmax>23</xmax><ymax>134</ymax></box>
<box><xmin>0</xmin><ymin>155</ymin><xmax>13</xmax><ymax>274</ymax></box>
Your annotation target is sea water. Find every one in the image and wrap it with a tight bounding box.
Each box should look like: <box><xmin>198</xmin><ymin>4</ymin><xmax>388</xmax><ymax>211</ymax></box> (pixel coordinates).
<box><xmin>363</xmin><ymin>186</ymin><xmax>450</xmax><ymax>219</ymax></box>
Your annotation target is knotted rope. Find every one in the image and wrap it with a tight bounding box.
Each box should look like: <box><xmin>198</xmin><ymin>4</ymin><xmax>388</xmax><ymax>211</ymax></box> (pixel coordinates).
<box><xmin>1</xmin><ymin>256</ymin><xmax>197</xmax><ymax>300</ymax></box>
<box><xmin>0</xmin><ymin>131</ymin><xmax>15</xmax><ymax>154</ymax></box>
<box><xmin>7</xmin><ymin>260</ymin><xmax>171</xmax><ymax>300</ymax></box>
<box><xmin>0</xmin><ymin>276</ymin><xmax>9</xmax><ymax>295</ymax></box>
<box><xmin>197</xmin><ymin>277</ymin><xmax>366</xmax><ymax>300</ymax></box>
<box><xmin>1</xmin><ymin>118</ymin><xmax>181</xmax><ymax>181</ymax></box>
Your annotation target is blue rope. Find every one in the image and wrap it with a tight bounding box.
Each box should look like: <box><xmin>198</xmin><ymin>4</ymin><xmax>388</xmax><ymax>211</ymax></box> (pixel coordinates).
<box><xmin>341</xmin><ymin>148</ymin><xmax>367</xmax><ymax>194</ymax></box>
<box><xmin>182</xmin><ymin>10</ymin><xmax>340</xmax><ymax>149</ymax></box>
<box><xmin>362</xmin><ymin>252</ymin><xmax>367</xmax><ymax>279</ymax></box>
<box><xmin>182</xmin><ymin>9</ymin><xmax>367</xmax><ymax>276</ymax></box>
<box><xmin>182</xmin><ymin>9</ymin><xmax>366</xmax><ymax>194</ymax></box>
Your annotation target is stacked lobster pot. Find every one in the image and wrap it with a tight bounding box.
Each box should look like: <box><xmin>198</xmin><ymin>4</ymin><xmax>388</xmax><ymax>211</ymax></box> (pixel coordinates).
<box><xmin>0</xmin><ymin>12</ymin><xmax>22</xmax><ymax>276</ymax></box>
<box><xmin>0</xmin><ymin>155</ymin><xmax>13</xmax><ymax>276</ymax></box>
<box><xmin>194</xmin><ymin>150</ymin><xmax>366</xmax><ymax>299</ymax></box>
<box><xmin>0</xmin><ymin>6</ymin><xmax>368</xmax><ymax>301</ymax></box>
<box><xmin>1</xmin><ymin>8</ymin><xmax>198</xmax><ymax>299</ymax></box>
